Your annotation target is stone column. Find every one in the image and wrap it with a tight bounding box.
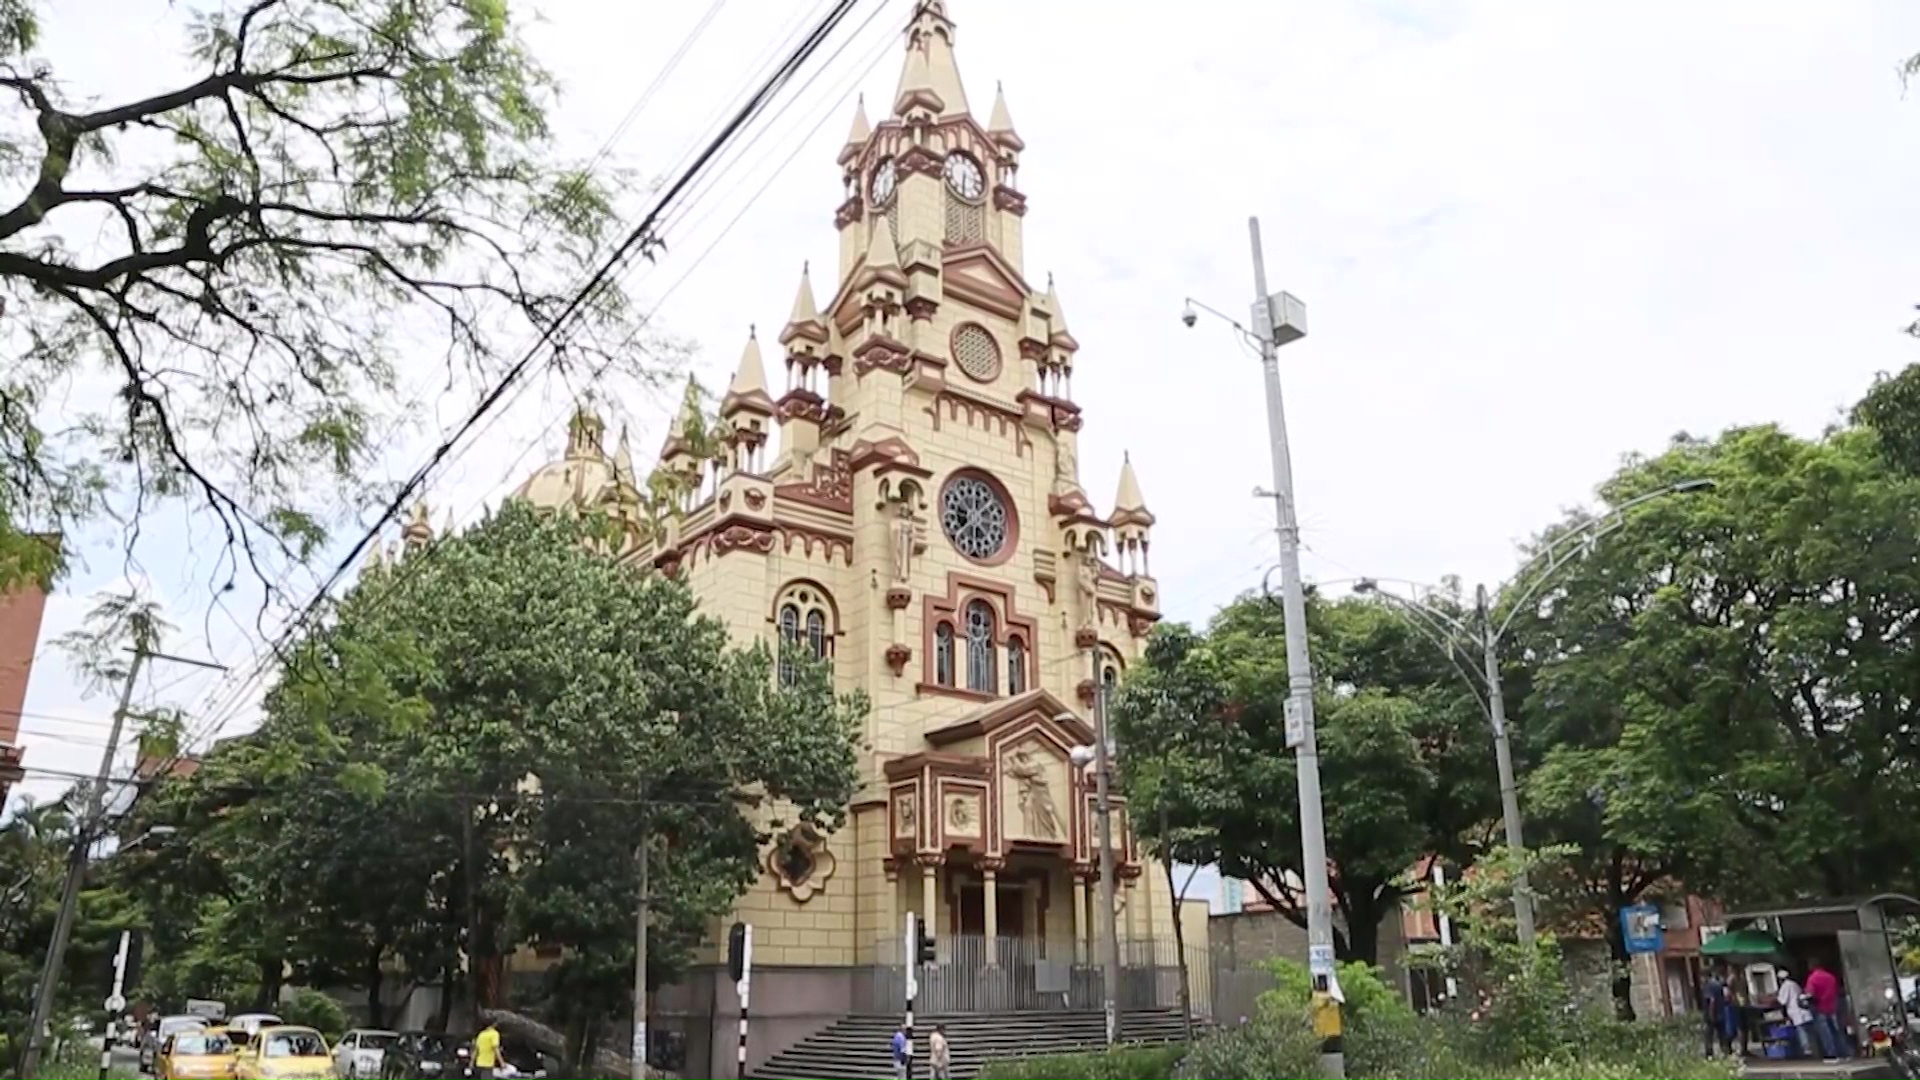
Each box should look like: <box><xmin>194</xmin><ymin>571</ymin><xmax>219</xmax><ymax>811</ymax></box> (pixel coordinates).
<box><xmin>917</xmin><ymin>854</ymin><xmax>943</xmax><ymax>958</ymax></box>
<box><xmin>981</xmin><ymin>858</ymin><xmax>1005</xmax><ymax>968</ymax></box>
<box><xmin>1071</xmin><ymin>867</ymin><xmax>1090</xmax><ymax>964</ymax></box>
<box><xmin>1124</xmin><ymin>878</ymin><xmax>1141</xmax><ymax>959</ymax></box>
<box><xmin>883</xmin><ymin>858</ymin><xmax>901</xmax><ymax>961</ymax></box>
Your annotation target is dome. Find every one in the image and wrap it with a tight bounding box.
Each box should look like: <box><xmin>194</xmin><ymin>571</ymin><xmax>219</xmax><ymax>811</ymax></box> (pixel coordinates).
<box><xmin>513</xmin><ymin>405</ymin><xmax>624</xmax><ymax>511</ymax></box>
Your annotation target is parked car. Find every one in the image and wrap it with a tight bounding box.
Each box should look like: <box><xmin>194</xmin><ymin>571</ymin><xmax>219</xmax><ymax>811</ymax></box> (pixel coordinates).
<box><xmin>141</xmin><ymin>1015</ymin><xmax>209</xmax><ymax>1075</ymax></box>
<box><xmin>232</xmin><ymin>1025</ymin><xmax>333</xmax><ymax>1080</ymax></box>
<box><xmin>225</xmin><ymin>1012</ymin><xmax>284</xmax><ymax>1050</ymax></box>
<box><xmin>334</xmin><ymin>1029</ymin><xmax>400</xmax><ymax>1079</ymax></box>
<box><xmin>378</xmin><ymin>1032</ymin><xmax>467</xmax><ymax>1079</ymax></box>
<box><xmin>156</xmin><ymin>1028</ymin><xmax>236</xmax><ymax>1080</ymax></box>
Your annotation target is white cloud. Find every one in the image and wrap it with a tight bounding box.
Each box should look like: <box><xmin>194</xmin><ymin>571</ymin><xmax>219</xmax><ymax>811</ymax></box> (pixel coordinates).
<box><xmin>11</xmin><ymin>0</ymin><xmax>1920</xmax><ymax>809</ymax></box>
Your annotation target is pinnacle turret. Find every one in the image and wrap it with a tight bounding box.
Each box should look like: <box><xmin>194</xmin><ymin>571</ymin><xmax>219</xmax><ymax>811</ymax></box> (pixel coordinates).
<box><xmin>838</xmin><ymin>95</ymin><xmax>871</xmax><ymax>166</ymax></box>
<box><xmin>988</xmin><ymin>82</ymin><xmax>1023</xmax><ymax>151</ymax></box>
<box><xmin>892</xmin><ymin>0</ymin><xmax>967</xmax><ymax>119</ymax></box>
<box><xmin>723</xmin><ymin>329</ymin><xmax>775</xmax><ymax>416</ymax></box>
<box><xmin>781</xmin><ymin>263</ymin><xmax>827</xmax><ymax>345</ymax></box>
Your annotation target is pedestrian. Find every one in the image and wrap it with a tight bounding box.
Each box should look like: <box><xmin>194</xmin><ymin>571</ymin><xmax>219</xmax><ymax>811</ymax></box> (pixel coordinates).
<box><xmin>890</xmin><ymin>1023</ymin><xmax>911</xmax><ymax>1080</ymax></box>
<box><xmin>929</xmin><ymin>1023</ymin><xmax>950</xmax><ymax>1080</ymax></box>
<box><xmin>473</xmin><ymin>1019</ymin><xmax>502</xmax><ymax>1080</ymax></box>
<box><xmin>1775</xmin><ymin>967</ymin><xmax>1814</xmax><ymax>1059</ymax></box>
<box><xmin>1701</xmin><ymin>966</ymin><xmax>1736</xmax><ymax>1058</ymax></box>
<box><xmin>1804</xmin><ymin>958</ymin><xmax>1847</xmax><ymax>1060</ymax></box>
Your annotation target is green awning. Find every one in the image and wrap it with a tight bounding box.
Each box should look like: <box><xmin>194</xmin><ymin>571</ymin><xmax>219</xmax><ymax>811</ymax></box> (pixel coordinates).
<box><xmin>1701</xmin><ymin>928</ymin><xmax>1789</xmax><ymax>961</ymax></box>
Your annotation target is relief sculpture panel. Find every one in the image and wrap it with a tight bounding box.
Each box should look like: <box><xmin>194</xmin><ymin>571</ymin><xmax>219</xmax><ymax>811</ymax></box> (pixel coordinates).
<box><xmin>999</xmin><ymin>740</ymin><xmax>1066</xmax><ymax>844</ymax></box>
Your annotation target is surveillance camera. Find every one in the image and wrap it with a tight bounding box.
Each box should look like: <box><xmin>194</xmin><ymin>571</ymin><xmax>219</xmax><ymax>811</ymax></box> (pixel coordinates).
<box><xmin>1180</xmin><ymin>303</ymin><xmax>1197</xmax><ymax>329</ymax></box>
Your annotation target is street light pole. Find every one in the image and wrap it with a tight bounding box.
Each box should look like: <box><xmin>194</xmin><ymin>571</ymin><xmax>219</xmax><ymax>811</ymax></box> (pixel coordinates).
<box><xmin>1477</xmin><ymin>583</ymin><xmax>1535</xmax><ymax>949</ymax></box>
<box><xmin>1084</xmin><ymin>652</ymin><xmax>1122</xmax><ymax>1047</ymax></box>
<box><xmin>1246</xmin><ymin>217</ymin><xmax>1342</xmax><ymax>1079</ymax></box>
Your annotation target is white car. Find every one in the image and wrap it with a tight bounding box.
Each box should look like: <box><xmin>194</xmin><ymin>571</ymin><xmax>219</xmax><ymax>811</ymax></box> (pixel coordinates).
<box><xmin>333</xmin><ymin>1028</ymin><xmax>400</xmax><ymax>1078</ymax></box>
<box><xmin>225</xmin><ymin>1012</ymin><xmax>282</xmax><ymax>1050</ymax></box>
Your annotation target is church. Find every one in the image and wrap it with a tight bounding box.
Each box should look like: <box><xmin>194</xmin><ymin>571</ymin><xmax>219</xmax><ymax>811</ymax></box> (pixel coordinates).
<box><xmin>510</xmin><ymin>2</ymin><xmax>1207</xmax><ymax>1071</ymax></box>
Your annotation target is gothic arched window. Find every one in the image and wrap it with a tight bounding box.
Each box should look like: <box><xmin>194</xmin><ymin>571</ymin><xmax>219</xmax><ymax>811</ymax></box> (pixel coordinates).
<box><xmin>805</xmin><ymin>610</ymin><xmax>826</xmax><ymax>660</ymax></box>
<box><xmin>965</xmin><ymin>599</ymin><xmax>997</xmax><ymax>694</ymax></box>
<box><xmin>934</xmin><ymin>623</ymin><xmax>955</xmax><ymax>686</ymax></box>
<box><xmin>1102</xmin><ymin>664</ymin><xmax>1120</xmax><ymax>693</ymax></box>
<box><xmin>774</xmin><ymin>583</ymin><xmax>836</xmax><ymax>689</ymax></box>
<box><xmin>778</xmin><ymin>604</ymin><xmax>801</xmax><ymax>688</ymax></box>
<box><xmin>1006</xmin><ymin>635</ymin><xmax>1027</xmax><ymax>695</ymax></box>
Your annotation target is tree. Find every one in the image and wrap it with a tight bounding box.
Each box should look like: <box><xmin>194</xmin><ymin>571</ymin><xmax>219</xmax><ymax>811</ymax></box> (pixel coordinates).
<box><xmin>0</xmin><ymin>0</ymin><xmax>672</xmax><ymax>588</ymax></box>
<box><xmin>134</xmin><ymin>502</ymin><xmax>865</xmax><ymax>1067</ymax></box>
<box><xmin>1110</xmin><ymin>592</ymin><xmax>1495</xmax><ymax>964</ymax></box>
<box><xmin>1504</xmin><ymin>419</ymin><xmax>1920</xmax><ymax>1010</ymax></box>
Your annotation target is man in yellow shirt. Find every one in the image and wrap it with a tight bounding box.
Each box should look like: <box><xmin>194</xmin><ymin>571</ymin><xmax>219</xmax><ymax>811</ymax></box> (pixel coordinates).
<box><xmin>472</xmin><ymin>1021</ymin><xmax>501</xmax><ymax>1079</ymax></box>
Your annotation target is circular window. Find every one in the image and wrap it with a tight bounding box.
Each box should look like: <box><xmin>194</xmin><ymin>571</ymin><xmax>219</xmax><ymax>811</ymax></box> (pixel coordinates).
<box><xmin>951</xmin><ymin>324</ymin><xmax>1002</xmax><ymax>382</ymax></box>
<box><xmin>940</xmin><ymin>474</ymin><xmax>1012</xmax><ymax>562</ymax></box>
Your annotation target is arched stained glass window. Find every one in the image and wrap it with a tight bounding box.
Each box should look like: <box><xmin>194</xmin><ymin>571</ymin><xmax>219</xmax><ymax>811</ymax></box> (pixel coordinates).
<box><xmin>1006</xmin><ymin>636</ymin><xmax>1027</xmax><ymax>695</ymax></box>
<box><xmin>965</xmin><ymin>600</ymin><xmax>996</xmax><ymax>693</ymax></box>
<box><xmin>934</xmin><ymin>623</ymin><xmax>955</xmax><ymax>686</ymax></box>
<box><xmin>806</xmin><ymin>610</ymin><xmax>827</xmax><ymax>660</ymax></box>
<box><xmin>778</xmin><ymin>604</ymin><xmax>801</xmax><ymax>688</ymax></box>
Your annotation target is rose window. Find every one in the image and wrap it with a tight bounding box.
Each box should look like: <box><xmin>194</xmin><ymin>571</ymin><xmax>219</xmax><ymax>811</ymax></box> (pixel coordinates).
<box><xmin>952</xmin><ymin>324</ymin><xmax>1002</xmax><ymax>382</ymax></box>
<box><xmin>940</xmin><ymin>475</ymin><xmax>1010</xmax><ymax>560</ymax></box>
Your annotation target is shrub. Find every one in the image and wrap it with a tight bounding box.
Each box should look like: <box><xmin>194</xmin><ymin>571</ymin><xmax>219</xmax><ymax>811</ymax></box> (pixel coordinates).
<box><xmin>280</xmin><ymin>988</ymin><xmax>348</xmax><ymax>1041</ymax></box>
<box><xmin>979</xmin><ymin>1042</ymin><xmax>1186</xmax><ymax>1079</ymax></box>
<box><xmin>1257</xmin><ymin>957</ymin><xmax>1415</xmax><ymax>1033</ymax></box>
<box><xmin>1178</xmin><ymin>1013</ymin><xmax>1319</xmax><ymax>1079</ymax></box>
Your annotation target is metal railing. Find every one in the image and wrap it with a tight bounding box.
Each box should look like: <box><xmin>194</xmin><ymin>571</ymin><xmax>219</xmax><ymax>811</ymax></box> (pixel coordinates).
<box><xmin>849</xmin><ymin>934</ymin><xmax>1262</xmax><ymax>1020</ymax></box>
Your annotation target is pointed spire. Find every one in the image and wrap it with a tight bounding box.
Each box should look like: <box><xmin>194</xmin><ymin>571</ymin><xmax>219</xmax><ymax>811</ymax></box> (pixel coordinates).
<box><xmin>789</xmin><ymin>263</ymin><xmax>820</xmax><ymax>326</ymax></box>
<box><xmin>566</xmin><ymin>403</ymin><xmax>606</xmax><ymax>458</ymax></box>
<box><xmin>838</xmin><ymin>96</ymin><xmax>871</xmax><ymax>166</ymax></box>
<box><xmin>660</xmin><ymin>376</ymin><xmax>702</xmax><ymax>459</ymax></box>
<box><xmin>723</xmin><ymin>329</ymin><xmax>776</xmax><ymax>418</ymax></box>
<box><xmin>893</xmin><ymin>1</ymin><xmax>966</xmax><ymax>118</ymax></box>
<box><xmin>613</xmin><ymin>423</ymin><xmax>637</xmax><ymax>487</ymax></box>
<box><xmin>1046</xmin><ymin>274</ymin><xmax>1080</xmax><ymax>351</ymax></box>
<box><xmin>866</xmin><ymin>213</ymin><xmax>902</xmax><ymax>272</ymax></box>
<box><xmin>1115</xmin><ymin>452</ymin><xmax>1147</xmax><ymax>511</ymax></box>
<box><xmin>988</xmin><ymin>82</ymin><xmax>1024</xmax><ymax>151</ymax></box>
<box><xmin>362</xmin><ymin>535</ymin><xmax>387</xmax><ymax>572</ymax></box>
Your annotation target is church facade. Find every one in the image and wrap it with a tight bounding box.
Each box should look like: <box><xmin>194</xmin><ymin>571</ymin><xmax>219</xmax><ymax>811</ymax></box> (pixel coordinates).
<box><xmin>512</xmin><ymin>0</ymin><xmax>1203</xmax><ymax>1049</ymax></box>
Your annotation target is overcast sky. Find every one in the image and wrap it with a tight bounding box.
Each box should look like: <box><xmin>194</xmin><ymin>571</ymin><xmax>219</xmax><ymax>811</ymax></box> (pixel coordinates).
<box><xmin>12</xmin><ymin>0</ymin><xmax>1920</xmax><ymax>895</ymax></box>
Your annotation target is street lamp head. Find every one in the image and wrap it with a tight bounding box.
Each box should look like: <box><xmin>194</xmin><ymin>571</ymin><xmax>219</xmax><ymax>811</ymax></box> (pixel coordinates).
<box><xmin>1353</xmin><ymin>578</ymin><xmax>1378</xmax><ymax>594</ymax></box>
<box><xmin>1069</xmin><ymin>745</ymin><xmax>1097</xmax><ymax>768</ymax></box>
<box><xmin>1180</xmin><ymin>300</ymin><xmax>1198</xmax><ymax>329</ymax></box>
<box><xmin>1673</xmin><ymin>478</ymin><xmax>1716</xmax><ymax>493</ymax></box>
<box><xmin>147</xmin><ymin>825</ymin><xmax>177</xmax><ymax>837</ymax></box>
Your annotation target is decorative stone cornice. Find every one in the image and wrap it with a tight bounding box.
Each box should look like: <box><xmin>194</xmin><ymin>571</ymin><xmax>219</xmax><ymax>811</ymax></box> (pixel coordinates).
<box><xmin>835</xmin><ymin>195</ymin><xmax>863</xmax><ymax>229</ymax></box>
<box><xmin>978</xmin><ymin>856</ymin><xmax>1008</xmax><ymax>875</ymax></box>
<box><xmin>993</xmin><ymin>185</ymin><xmax>1027</xmax><ymax>216</ymax></box>
<box><xmin>885</xmin><ymin>643</ymin><xmax>912</xmax><ymax>676</ymax></box>
<box><xmin>775</xmin><ymin>388</ymin><xmax>829</xmax><ymax>424</ymax></box>
<box><xmin>913</xmin><ymin>851</ymin><xmax>947</xmax><ymax>870</ymax></box>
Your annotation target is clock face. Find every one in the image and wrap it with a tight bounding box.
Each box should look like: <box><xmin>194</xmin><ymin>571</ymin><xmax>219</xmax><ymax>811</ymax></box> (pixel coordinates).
<box><xmin>944</xmin><ymin>153</ymin><xmax>984</xmax><ymax>200</ymax></box>
<box><xmin>869</xmin><ymin>158</ymin><xmax>897</xmax><ymax>206</ymax></box>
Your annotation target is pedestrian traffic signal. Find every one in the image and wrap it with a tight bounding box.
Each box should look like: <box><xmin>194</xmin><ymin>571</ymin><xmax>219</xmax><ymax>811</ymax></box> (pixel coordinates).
<box><xmin>915</xmin><ymin>922</ymin><xmax>936</xmax><ymax>965</ymax></box>
<box><xmin>727</xmin><ymin>921</ymin><xmax>747</xmax><ymax>983</ymax></box>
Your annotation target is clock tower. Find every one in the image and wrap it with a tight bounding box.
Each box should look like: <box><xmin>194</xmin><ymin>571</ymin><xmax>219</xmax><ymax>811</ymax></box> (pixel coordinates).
<box><xmin>511</xmin><ymin>3</ymin><xmax>1196</xmax><ymax>1072</ymax></box>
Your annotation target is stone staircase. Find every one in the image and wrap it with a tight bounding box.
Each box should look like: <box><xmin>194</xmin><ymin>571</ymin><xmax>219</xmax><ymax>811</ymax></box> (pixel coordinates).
<box><xmin>747</xmin><ymin>1009</ymin><xmax>1193</xmax><ymax>1079</ymax></box>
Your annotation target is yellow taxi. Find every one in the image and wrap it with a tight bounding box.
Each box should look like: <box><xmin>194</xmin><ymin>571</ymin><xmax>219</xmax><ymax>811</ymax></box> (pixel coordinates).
<box><xmin>231</xmin><ymin>1025</ymin><xmax>336</xmax><ymax>1080</ymax></box>
<box><xmin>158</xmin><ymin>1027</ymin><xmax>236</xmax><ymax>1079</ymax></box>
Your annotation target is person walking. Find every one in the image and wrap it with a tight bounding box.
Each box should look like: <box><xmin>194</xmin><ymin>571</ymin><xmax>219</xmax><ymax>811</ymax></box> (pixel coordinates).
<box><xmin>928</xmin><ymin>1024</ymin><xmax>950</xmax><ymax>1080</ymax></box>
<box><xmin>1775</xmin><ymin>968</ymin><xmax>1814</xmax><ymax>1059</ymax></box>
<box><xmin>473</xmin><ymin>1019</ymin><xmax>501</xmax><ymax>1080</ymax></box>
<box><xmin>1805</xmin><ymin>958</ymin><xmax>1848</xmax><ymax>1061</ymax></box>
<box><xmin>1701</xmin><ymin>967</ymin><xmax>1736</xmax><ymax>1058</ymax></box>
<box><xmin>890</xmin><ymin>1023</ymin><xmax>912</xmax><ymax>1080</ymax></box>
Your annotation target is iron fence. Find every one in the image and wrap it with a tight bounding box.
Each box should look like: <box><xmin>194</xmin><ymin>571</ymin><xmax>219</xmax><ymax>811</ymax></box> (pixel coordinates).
<box><xmin>847</xmin><ymin>934</ymin><xmax>1270</xmax><ymax>1021</ymax></box>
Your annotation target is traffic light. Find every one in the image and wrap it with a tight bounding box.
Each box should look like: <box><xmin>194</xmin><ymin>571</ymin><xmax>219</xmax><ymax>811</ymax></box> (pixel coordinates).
<box><xmin>727</xmin><ymin>922</ymin><xmax>748</xmax><ymax>983</ymax></box>
<box><xmin>914</xmin><ymin>921</ymin><xmax>936</xmax><ymax>965</ymax></box>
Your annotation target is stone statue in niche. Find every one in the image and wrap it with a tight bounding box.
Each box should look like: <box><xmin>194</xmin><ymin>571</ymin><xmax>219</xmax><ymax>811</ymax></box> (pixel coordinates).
<box><xmin>894</xmin><ymin>793</ymin><xmax>917</xmax><ymax>838</ymax></box>
<box><xmin>889</xmin><ymin>498</ymin><xmax>920</xmax><ymax>585</ymax></box>
<box><xmin>1003</xmin><ymin>745</ymin><xmax>1062</xmax><ymax>840</ymax></box>
<box><xmin>1076</xmin><ymin>553</ymin><xmax>1100</xmax><ymax>628</ymax></box>
<box><xmin>1054</xmin><ymin>435</ymin><xmax>1078</xmax><ymax>493</ymax></box>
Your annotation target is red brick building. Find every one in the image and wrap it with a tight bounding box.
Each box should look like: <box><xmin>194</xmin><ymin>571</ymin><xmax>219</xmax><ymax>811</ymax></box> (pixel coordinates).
<box><xmin>0</xmin><ymin>575</ymin><xmax>52</xmax><ymax>803</ymax></box>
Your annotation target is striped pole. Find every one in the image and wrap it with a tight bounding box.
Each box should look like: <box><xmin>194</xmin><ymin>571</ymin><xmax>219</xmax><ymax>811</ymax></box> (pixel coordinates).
<box><xmin>735</xmin><ymin>924</ymin><xmax>753</xmax><ymax>1078</ymax></box>
<box><xmin>904</xmin><ymin>912</ymin><xmax>917</xmax><ymax>1080</ymax></box>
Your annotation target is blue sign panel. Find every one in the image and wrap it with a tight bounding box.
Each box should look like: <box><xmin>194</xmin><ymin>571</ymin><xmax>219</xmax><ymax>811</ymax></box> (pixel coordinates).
<box><xmin>1621</xmin><ymin>903</ymin><xmax>1664</xmax><ymax>954</ymax></box>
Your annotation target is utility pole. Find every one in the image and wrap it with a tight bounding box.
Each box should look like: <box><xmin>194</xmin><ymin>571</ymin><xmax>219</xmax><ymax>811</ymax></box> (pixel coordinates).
<box><xmin>100</xmin><ymin>930</ymin><xmax>130</xmax><ymax>1080</ymax></box>
<box><xmin>1087</xmin><ymin>644</ymin><xmax>1122</xmax><ymax>1046</ymax></box>
<box><xmin>1247</xmin><ymin>216</ymin><xmax>1343</xmax><ymax>1078</ymax></box>
<box><xmin>632</xmin><ymin>809</ymin><xmax>651</xmax><ymax>1080</ymax></box>
<box><xmin>1477</xmin><ymin>584</ymin><xmax>1536</xmax><ymax>950</ymax></box>
<box><xmin>20</xmin><ymin>647</ymin><xmax>147</xmax><ymax>1078</ymax></box>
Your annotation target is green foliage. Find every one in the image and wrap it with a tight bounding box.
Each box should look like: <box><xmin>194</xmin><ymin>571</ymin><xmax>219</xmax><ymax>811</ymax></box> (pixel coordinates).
<box><xmin>1853</xmin><ymin>362</ymin><xmax>1920</xmax><ymax>476</ymax></box>
<box><xmin>1256</xmin><ymin>957</ymin><xmax>1414</xmax><ymax>1032</ymax></box>
<box><xmin>1176</xmin><ymin>1016</ymin><xmax>1320</xmax><ymax>1079</ymax></box>
<box><xmin>0</xmin><ymin>0</ymin><xmax>680</xmax><ymax>583</ymax></box>
<box><xmin>128</xmin><ymin>503</ymin><xmax>865</xmax><ymax>1054</ymax></box>
<box><xmin>1505</xmin><ymin>418</ymin><xmax>1920</xmax><ymax>941</ymax></box>
<box><xmin>1109</xmin><ymin>593</ymin><xmax>1495</xmax><ymax>963</ymax></box>
<box><xmin>981</xmin><ymin>1043</ymin><xmax>1188</xmax><ymax>1080</ymax></box>
<box><xmin>281</xmin><ymin>988</ymin><xmax>348</xmax><ymax>1041</ymax></box>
